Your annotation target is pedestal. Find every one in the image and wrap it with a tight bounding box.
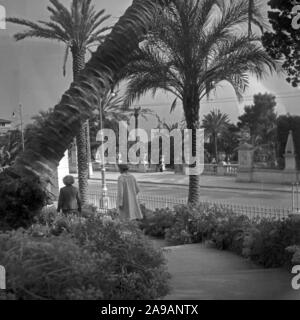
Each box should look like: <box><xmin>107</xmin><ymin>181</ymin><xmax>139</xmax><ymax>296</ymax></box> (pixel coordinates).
<box><xmin>284</xmin><ymin>154</ymin><xmax>297</xmax><ymax>171</ymax></box>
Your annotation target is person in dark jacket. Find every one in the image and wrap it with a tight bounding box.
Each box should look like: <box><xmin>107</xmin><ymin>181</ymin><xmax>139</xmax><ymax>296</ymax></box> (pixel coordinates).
<box><xmin>57</xmin><ymin>175</ymin><xmax>81</xmax><ymax>215</ymax></box>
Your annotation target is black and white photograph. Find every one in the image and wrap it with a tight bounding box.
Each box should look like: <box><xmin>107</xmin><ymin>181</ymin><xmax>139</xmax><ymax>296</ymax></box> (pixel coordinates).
<box><xmin>0</xmin><ymin>0</ymin><xmax>300</xmax><ymax>307</ymax></box>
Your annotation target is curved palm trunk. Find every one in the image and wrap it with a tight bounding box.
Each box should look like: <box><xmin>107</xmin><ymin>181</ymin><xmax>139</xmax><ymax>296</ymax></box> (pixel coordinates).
<box><xmin>1</xmin><ymin>0</ymin><xmax>170</xmax><ymax>210</ymax></box>
<box><xmin>72</xmin><ymin>47</ymin><xmax>89</xmax><ymax>205</ymax></box>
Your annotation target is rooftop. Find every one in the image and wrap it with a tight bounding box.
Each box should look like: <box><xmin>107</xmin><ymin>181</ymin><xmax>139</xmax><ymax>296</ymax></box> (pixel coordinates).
<box><xmin>0</xmin><ymin>119</ymin><xmax>11</xmax><ymax>124</ymax></box>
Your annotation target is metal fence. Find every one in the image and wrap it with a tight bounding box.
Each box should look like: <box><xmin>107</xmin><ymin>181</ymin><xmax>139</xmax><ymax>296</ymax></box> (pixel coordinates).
<box><xmin>203</xmin><ymin>164</ymin><xmax>239</xmax><ymax>176</ymax></box>
<box><xmin>87</xmin><ymin>192</ymin><xmax>291</xmax><ymax>221</ymax></box>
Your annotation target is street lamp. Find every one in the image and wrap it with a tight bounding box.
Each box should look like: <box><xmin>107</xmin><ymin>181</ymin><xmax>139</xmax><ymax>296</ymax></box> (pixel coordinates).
<box><xmin>98</xmin><ymin>97</ymin><xmax>109</xmax><ymax>210</ymax></box>
<box><xmin>97</xmin><ymin>90</ymin><xmax>117</xmax><ymax>211</ymax></box>
<box><xmin>86</xmin><ymin>119</ymin><xmax>93</xmax><ymax>178</ymax></box>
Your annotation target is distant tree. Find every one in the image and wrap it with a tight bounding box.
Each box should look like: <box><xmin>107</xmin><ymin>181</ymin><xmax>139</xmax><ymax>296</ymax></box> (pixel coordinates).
<box><xmin>202</xmin><ymin>109</ymin><xmax>231</xmax><ymax>161</ymax></box>
<box><xmin>89</xmin><ymin>91</ymin><xmax>152</xmax><ymax>161</ymax></box>
<box><xmin>25</xmin><ymin>109</ymin><xmax>54</xmax><ymax>140</ymax></box>
<box><xmin>262</xmin><ymin>0</ymin><xmax>300</xmax><ymax>87</ymax></box>
<box><xmin>0</xmin><ymin>129</ymin><xmax>22</xmax><ymax>167</ymax></box>
<box><xmin>218</xmin><ymin>124</ymin><xmax>240</xmax><ymax>161</ymax></box>
<box><xmin>152</xmin><ymin>115</ymin><xmax>186</xmax><ymax>168</ymax></box>
<box><xmin>237</xmin><ymin>93</ymin><xmax>277</xmax><ymax>146</ymax></box>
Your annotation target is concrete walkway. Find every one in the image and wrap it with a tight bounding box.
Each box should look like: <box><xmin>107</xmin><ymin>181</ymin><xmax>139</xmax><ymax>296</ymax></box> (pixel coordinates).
<box><xmin>88</xmin><ymin>171</ymin><xmax>293</xmax><ymax>193</ymax></box>
<box><xmin>154</xmin><ymin>242</ymin><xmax>300</xmax><ymax>300</ymax></box>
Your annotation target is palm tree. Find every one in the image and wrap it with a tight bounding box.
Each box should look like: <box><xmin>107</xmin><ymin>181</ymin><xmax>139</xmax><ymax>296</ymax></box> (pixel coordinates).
<box><xmin>7</xmin><ymin>0</ymin><xmax>111</xmax><ymax>204</ymax></box>
<box><xmin>202</xmin><ymin>109</ymin><xmax>230</xmax><ymax>161</ymax></box>
<box><xmin>0</xmin><ymin>0</ymin><xmax>172</xmax><ymax>224</ymax></box>
<box><xmin>118</xmin><ymin>0</ymin><xmax>277</xmax><ymax>205</ymax></box>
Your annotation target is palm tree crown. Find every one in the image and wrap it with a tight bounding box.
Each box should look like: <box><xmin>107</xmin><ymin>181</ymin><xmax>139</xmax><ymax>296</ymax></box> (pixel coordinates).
<box><xmin>7</xmin><ymin>0</ymin><xmax>111</xmax><ymax>75</ymax></box>
<box><xmin>119</xmin><ymin>0</ymin><xmax>277</xmax><ymax>204</ymax></box>
<box><xmin>121</xmin><ymin>0</ymin><xmax>276</xmax><ymax>109</ymax></box>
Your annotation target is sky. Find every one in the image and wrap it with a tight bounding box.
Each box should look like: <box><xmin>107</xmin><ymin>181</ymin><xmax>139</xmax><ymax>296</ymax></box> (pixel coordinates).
<box><xmin>0</xmin><ymin>0</ymin><xmax>299</xmax><ymax>132</ymax></box>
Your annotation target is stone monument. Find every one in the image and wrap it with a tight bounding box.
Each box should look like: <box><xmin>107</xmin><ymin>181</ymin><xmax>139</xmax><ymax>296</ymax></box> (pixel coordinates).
<box><xmin>283</xmin><ymin>130</ymin><xmax>298</xmax><ymax>183</ymax></box>
<box><xmin>284</xmin><ymin>130</ymin><xmax>297</xmax><ymax>171</ymax></box>
<box><xmin>236</xmin><ymin>142</ymin><xmax>255</xmax><ymax>182</ymax></box>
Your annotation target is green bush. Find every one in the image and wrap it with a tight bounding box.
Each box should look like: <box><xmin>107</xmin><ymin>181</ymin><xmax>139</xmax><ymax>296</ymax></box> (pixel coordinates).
<box><xmin>0</xmin><ymin>215</ymin><xmax>170</xmax><ymax>300</ymax></box>
<box><xmin>0</xmin><ymin>174</ymin><xmax>50</xmax><ymax>230</ymax></box>
<box><xmin>143</xmin><ymin>204</ymin><xmax>300</xmax><ymax>268</ymax></box>
<box><xmin>286</xmin><ymin>245</ymin><xmax>300</xmax><ymax>266</ymax></box>
<box><xmin>211</xmin><ymin>214</ymin><xmax>251</xmax><ymax>254</ymax></box>
<box><xmin>165</xmin><ymin>204</ymin><xmax>230</xmax><ymax>245</ymax></box>
<box><xmin>242</xmin><ymin>219</ymin><xmax>300</xmax><ymax>268</ymax></box>
<box><xmin>141</xmin><ymin>207</ymin><xmax>175</xmax><ymax>238</ymax></box>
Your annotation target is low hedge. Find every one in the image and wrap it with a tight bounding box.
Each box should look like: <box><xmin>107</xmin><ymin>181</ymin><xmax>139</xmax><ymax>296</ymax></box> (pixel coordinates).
<box><xmin>0</xmin><ymin>210</ymin><xmax>170</xmax><ymax>300</ymax></box>
<box><xmin>141</xmin><ymin>204</ymin><xmax>300</xmax><ymax>269</ymax></box>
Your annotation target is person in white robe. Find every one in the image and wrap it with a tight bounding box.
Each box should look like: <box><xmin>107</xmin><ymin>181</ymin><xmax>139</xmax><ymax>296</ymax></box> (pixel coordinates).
<box><xmin>117</xmin><ymin>164</ymin><xmax>143</xmax><ymax>221</ymax></box>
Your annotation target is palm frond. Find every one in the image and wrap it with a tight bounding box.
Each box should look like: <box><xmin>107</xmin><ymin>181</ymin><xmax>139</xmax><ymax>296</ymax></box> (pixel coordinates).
<box><xmin>63</xmin><ymin>44</ymin><xmax>71</xmax><ymax>76</ymax></box>
<box><xmin>118</xmin><ymin>0</ymin><xmax>276</xmax><ymax>122</ymax></box>
<box><xmin>170</xmin><ymin>98</ymin><xmax>177</xmax><ymax>113</ymax></box>
<box><xmin>7</xmin><ymin>17</ymin><xmax>66</xmax><ymax>42</ymax></box>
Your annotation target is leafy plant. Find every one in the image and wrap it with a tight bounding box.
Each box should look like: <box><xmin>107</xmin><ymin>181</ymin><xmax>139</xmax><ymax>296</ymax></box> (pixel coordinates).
<box><xmin>0</xmin><ymin>174</ymin><xmax>50</xmax><ymax>230</ymax></box>
<box><xmin>0</xmin><ymin>214</ymin><xmax>170</xmax><ymax>300</ymax></box>
<box><xmin>141</xmin><ymin>207</ymin><xmax>175</xmax><ymax>238</ymax></box>
<box><xmin>143</xmin><ymin>203</ymin><xmax>300</xmax><ymax>268</ymax></box>
<box><xmin>243</xmin><ymin>219</ymin><xmax>300</xmax><ymax>268</ymax></box>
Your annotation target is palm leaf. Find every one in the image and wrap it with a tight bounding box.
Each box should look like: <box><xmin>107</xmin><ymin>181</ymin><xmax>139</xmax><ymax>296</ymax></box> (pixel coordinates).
<box><xmin>170</xmin><ymin>98</ymin><xmax>177</xmax><ymax>113</ymax></box>
<box><xmin>62</xmin><ymin>44</ymin><xmax>70</xmax><ymax>77</ymax></box>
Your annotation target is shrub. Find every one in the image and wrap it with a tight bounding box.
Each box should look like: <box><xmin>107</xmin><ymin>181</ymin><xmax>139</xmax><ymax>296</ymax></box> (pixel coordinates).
<box><xmin>0</xmin><ymin>174</ymin><xmax>50</xmax><ymax>230</ymax></box>
<box><xmin>211</xmin><ymin>214</ymin><xmax>251</xmax><ymax>254</ymax></box>
<box><xmin>72</xmin><ymin>216</ymin><xmax>170</xmax><ymax>299</ymax></box>
<box><xmin>165</xmin><ymin>204</ymin><xmax>229</xmax><ymax>245</ymax></box>
<box><xmin>286</xmin><ymin>245</ymin><xmax>300</xmax><ymax>266</ymax></box>
<box><xmin>242</xmin><ymin>218</ymin><xmax>300</xmax><ymax>268</ymax></box>
<box><xmin>0</xmin><ymin>214</ymin><xmax>170</xmax><ymax>300</ymax></box>
<box><xmin>143</xmin><ymin>204</ymin><xmax>300</xmax><ymax>268</ymax></box>
<box><xmin>141</xmin><ymin>207</ymin><xmax>175</xmax><ymax>238</ymax></box>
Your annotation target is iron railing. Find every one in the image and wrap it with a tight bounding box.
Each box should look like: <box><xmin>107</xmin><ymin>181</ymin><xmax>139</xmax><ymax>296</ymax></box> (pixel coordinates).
<box><xmin>203</xmin><ymin>164</ymin><xmax>239</xmax><ymax>176</ymax></box>
<box><xmin>87</xmin><ymin>192</ymin><xmax>291</xmax><ymax>220</ymax></box>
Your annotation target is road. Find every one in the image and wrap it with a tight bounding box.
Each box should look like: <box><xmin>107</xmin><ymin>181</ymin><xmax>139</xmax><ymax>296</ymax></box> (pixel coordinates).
<box><xmin>87</xmin><ymin>180</ymin><xmax>293</xmax><ymax>209</ymax></box>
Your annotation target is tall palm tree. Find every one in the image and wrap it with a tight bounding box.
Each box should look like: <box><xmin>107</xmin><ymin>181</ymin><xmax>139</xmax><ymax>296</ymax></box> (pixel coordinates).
<box><xmin>118</xmin><ymin>0</ymin><xmax>277</xmax><ymax>205</ymax></box>
<box><xmin>7</xmin><ymin>0</ymin><xmax>111</xmax><ymax>204</ymax></box>
<box><xmin>202</xmin><ymin>109</ymin><xmax>230</xmax><ymax>161</ymax></box>
<box><xmin>0</xmin><ymin>0</ymin><xmax>172</xmax><ymax>224</ymax></box>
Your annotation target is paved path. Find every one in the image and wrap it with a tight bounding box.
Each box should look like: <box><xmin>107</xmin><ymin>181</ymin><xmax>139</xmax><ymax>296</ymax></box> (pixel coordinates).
<box><xmin>152</xmin><ymin>242</ymin><xmax>300</xmax><ymax>300</ymax></box>
<box><xmin>89</xmin><ymin>171</ymin><xmax>293</xmax><ymax>193</ymax></box>
<box><xmin>84</xmin><ymin>172</ymin><xmax>294</xmax><ymax>208</ymax></box>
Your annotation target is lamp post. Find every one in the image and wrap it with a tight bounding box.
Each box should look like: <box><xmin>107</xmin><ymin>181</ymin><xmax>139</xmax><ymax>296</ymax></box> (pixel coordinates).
<box><xmin>86</xmin><ymin>120</ymin><xmax>93</xmax><ymax>178</ymax></box>
<box><xmin>97</xmin><ymin>91</ymin><xmax>117</xmax><ymax>211</ymax></box>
